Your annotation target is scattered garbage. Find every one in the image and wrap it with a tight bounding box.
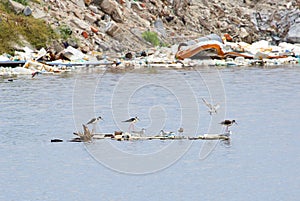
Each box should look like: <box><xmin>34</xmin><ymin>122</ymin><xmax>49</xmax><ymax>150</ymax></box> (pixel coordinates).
<box><xmin>125</xmin><ymin>52</ymin><xmax>133</xmax><ymax>59</ymax></box>
<box><xmin>82</xmin><ymin>31</ymin><xmax>89</xmax><ymax>39</ymax></box>
<box><xmin>1</xmin><ymin>33</ymin><xmax>299</xmax><ymax>78</ymax></box>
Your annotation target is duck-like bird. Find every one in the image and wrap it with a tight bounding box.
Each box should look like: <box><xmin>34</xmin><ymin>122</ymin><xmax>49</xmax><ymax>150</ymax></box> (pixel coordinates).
<box><xmin>160</xmin><ymin>130</ymin><xmax>175</xmax><ymax>137</ymax></box>
<box><xmin>202</xmin><ymin>98</ymin><xmax>220</xmax><ymax>115</ymax></box>
<box><xmin>220</xmin><ymin>120</ymin><xmax>237</xmax><ymax>132</ymax></box>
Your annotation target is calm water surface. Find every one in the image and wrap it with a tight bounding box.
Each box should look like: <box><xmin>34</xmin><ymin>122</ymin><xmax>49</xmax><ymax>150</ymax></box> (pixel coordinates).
<box><xmin>0</xmin><ymin>65</ymin><xmax>299</xmax><ymax>201</ymax></box>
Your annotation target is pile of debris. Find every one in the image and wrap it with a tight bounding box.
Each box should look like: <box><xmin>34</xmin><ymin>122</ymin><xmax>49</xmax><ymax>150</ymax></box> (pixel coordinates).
<box><xmin>1</xmin><ymin>34</ymin><xmax>299</xmax><ymax>77</ymax></box>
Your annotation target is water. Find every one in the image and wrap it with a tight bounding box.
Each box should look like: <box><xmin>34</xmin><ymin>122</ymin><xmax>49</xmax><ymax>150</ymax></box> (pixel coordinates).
<box><xmin>1</xmin><ymin>65</ymin><xmax>300</xmax><ymax>201</ymax></box>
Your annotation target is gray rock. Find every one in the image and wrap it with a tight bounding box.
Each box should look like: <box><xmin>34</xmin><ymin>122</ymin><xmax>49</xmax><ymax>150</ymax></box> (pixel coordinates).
<box><xmin>52</xmin><ymin>41</ymin><xmax>65</xmax><ymax>53</ymax></box>
<box><xmin>8</xmin><ymin>0</ymin><xmax>25</xmax><ymax>14</ymax></box>
<box><xmin>88</xmin><ymin>5</ymin><xmax>99</xmax><ymax>13</ymax></box>
<box><xmin>154</xmin><ymin>18</ymin><xmax>166</xmax><ymax>38</ymax></box>
<box><xmin>286</xmin><ymin>23</ymin><xmax>300</xmax><ymax>43</ymax></box>
<box><xmin>70</xmin><ymin>0</ymin><xmax>85</xmax><ymax>8</ymax></box>
<box><xmin>105</xmin><ymin>21</ymin><xmax>120</xmax><ymax>37</ymax></box>
<box><xmin>70</xmin><ymin>17</ymin><xmax>90</xmax><ymax>30</ymax></box>
<box><xmin>67</xmin><ymin>39</ymin><xmax>79</xmax><ymax>48</ymax></box>
<box><xmin>99</xmin><ymin>0</ymin><xmax>124</xmax><ymax>23</ymax></box>
<box><xmin>84</xmin><ymin>13</ymin><xmax>97</xmax><ymax>24</ymax></box>
<box><xmin>92</xmin><ymin>0</ymin><xmax>102</xmax><ymax>5</ymax></box>
<box><xmin>95</xmin><ymin>40</ymin><xmax>110</xmax><ymax>51</ymax></box>
<box><xmin>23</xmin><ymin>6</ymin><xmax>32</xmax><ymax>16</ymax></box>
<box><xmin>31</xmin><ymin>8</ymin><xmax>48</xmax><ymax>19</ymax></box>
<box><xmin>239</xmin><ymin>27</ymin><xmax>249</xmax><ymax>39</ymax></box>
<box><xmin>73</xmin><ymin>10</ymin><xmax>84</xmax><ymax>20</ymax></box>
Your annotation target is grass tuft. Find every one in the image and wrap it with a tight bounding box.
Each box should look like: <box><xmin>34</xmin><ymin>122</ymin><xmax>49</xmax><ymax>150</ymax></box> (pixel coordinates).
<box><xmin>12</xmin><ymin>0</ymin><xmax>28</xmax><ymax>6</ymax></box>
<box><xmin>142</xmin><ymin>31</ymin><xmax>161</xmax><ymax>47</ymax></box>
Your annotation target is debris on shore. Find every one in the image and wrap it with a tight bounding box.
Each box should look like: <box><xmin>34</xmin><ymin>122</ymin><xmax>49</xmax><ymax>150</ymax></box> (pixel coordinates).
<box><xmin>1</xmin><ymin>34</ymin><xmax>299</xmax><ymax>77</ymax></box>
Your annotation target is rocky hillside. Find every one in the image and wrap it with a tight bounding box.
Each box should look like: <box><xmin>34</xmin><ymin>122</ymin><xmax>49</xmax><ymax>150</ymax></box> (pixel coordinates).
<box><xmin>5</xmin><ymin>0</ymin><xmax>300</xmax><ymax>56</ymax></box>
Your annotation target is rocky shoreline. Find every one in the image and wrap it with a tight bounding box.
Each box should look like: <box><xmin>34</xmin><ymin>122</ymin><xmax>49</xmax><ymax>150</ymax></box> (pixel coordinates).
<box><xmin>5</xmin><ymin>0</ymin><xmax>300</xmax><ymax>56</ymax></box>
<box><xmin>0</xmin><ymin>0</ymin><xmax>299</xmax><ymax>77</ymax></box>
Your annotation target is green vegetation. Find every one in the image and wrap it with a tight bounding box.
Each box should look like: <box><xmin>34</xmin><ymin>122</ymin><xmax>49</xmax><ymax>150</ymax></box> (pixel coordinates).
<box><xmin>58</xmin><ymin>24</ymin><xmax>73</xmax><ymax>40</ymax></box>
<box><xmin>13</xmin><ymin>0</ymin><xmax>28</xmax><ymax>6</ymax></box>
<box><xmin>0</xmin><ymin>0</ymin><xmax>57</xmax><ymax>55</ymax></box>
<box><xmin>142</xmin><ymin>31</ymin><xmax>169</xmax><ymax>47</ymax></box>
<box><xmin>142</xmin><ymin>31</ymin><xmax>161</xmax><ymax>47</ymax></box>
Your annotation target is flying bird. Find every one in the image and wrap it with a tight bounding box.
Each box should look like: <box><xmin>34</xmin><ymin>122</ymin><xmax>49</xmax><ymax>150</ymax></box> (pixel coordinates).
<box><xmin>202</xmin><ymin>98</ymin><xmax>220</xmax><ymax>115</ymax></box>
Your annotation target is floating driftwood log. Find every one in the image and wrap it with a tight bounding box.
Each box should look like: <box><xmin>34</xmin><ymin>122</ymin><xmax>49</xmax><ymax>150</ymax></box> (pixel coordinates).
<box><xmin>70</xmin><ymin>125</ymin><xmax>230</xmax><ymax>142</ymax></box>
<box><xmin>188</xmin><ymin>134</ymin><xmax>229</xmax><ymax>140</ymax></box>
<box><xmin>51</xmin><ymin>138</ymin><xmax>63</xmax><ymax>142</ymax></box>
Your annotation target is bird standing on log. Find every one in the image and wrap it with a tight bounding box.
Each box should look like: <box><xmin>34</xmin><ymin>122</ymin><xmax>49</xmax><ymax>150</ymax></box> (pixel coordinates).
<box><xmin>86</xmin><ymin>116</ymin><xmax>103</xmax><ymax>125</ymax></box>
<box><xmin>122</xmin><ymin>117</ymin><xmax>139</xmax><ymax>133</ymax></box>
<box><xmin>86</xmin><ymin>116</ymin><xmax>103</xmax><ymax>134</ymax></box>
<box><xmin>220</xmin><ymin>120</ymin><xmax>237</xmax><ymax>132</ymax></box>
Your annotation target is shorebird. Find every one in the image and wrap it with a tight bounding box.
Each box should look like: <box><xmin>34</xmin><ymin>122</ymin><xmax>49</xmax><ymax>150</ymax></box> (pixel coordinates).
<box><xmin>86</xmin><ymin>116</ymin><xmax>103</xmax><ymax>134</ymax></box>
<box><xmin>86</xmin><ymin>116</ymin><xmax>103</xmax><ymax>125</ymax></box>
<box><xmin>122</xmin><ymin>117</ymin><xmax>139</xmax><ymax>132</ymax></box>
<box><xmin>202</xmin><ymin>98</ymin><xmax>220</xmax><ymax>115</ymax></box>
<box><xmin>160</xmin><ymin>130</ymin><xmax>175</xmax><ymax>137</ymax></box>
<box><xmin>178</xmin><ymin>127</ymin><xmax>184</xmax><ymax>136</ymax></box>
<box><xmin>220</xmin><ymin>120</ymin><xmax>237</xmax><ymax>132</ymax></box>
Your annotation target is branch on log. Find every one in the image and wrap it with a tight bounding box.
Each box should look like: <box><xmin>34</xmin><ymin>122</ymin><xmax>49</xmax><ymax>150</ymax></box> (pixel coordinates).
<box><xmin>72</xmin><ymin>124</ymin><xmax>94</xmax><ymax>142</ymax></box>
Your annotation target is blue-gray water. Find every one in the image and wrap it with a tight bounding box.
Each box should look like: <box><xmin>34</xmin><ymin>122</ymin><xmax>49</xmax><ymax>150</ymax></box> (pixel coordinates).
<box><xmin>1</xmin><ymin>65</ymin><xmax>299</xmax><ymax>201</ymax></box>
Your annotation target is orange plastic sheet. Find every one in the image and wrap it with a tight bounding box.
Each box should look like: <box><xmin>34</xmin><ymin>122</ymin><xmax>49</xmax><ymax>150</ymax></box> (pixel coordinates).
<box><xmin>175</xmin><ymin>36</ymin><xmax>287</xmax><ymax>60</ymax></box>
<box><xmin>175</xmin><ymin>41</ymin><xmax>254</xmax><ymax>60</ymax></box>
